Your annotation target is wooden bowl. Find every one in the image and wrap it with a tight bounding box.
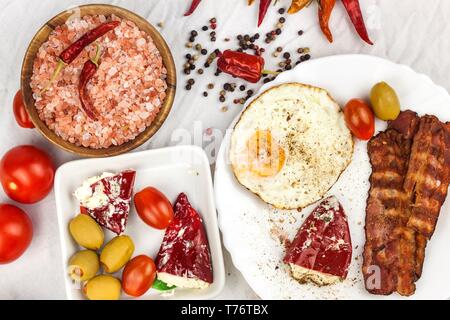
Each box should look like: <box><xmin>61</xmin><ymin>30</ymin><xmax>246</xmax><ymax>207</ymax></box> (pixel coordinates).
<box><xmin>21</xmin><ymin>4</ymin><xmax>176</xmax><ymax>157</ymax></box>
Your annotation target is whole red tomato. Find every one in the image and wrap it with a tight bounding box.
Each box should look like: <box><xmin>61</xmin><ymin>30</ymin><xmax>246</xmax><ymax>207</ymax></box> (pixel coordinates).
<box><xmin>0</xmin><ymin>145</ymin><xmax>55</xmax><ymax>204</ymax></box>
<box><xmin>343</xmin><ymin>99</ymin><xmax>375</xmax><ymax>141</ymax></box>
<box><xmin>13</xmin><ymin>90</ymin><xmax>34</xmax><ymax>129</ymax></box>
<box><xmin>0</xmin><ymin>204</ymin><xmax>33</xmax><ymax>264</ymax></box>
<box><xmin>122</xmin><ymin>255</ymin><xmax>157</xmax><ymax>297</ymax></box>
<box><xmin>134</xmin><ymin>187</ymin><xmax>174</xmax><ymax>230</ymax></box>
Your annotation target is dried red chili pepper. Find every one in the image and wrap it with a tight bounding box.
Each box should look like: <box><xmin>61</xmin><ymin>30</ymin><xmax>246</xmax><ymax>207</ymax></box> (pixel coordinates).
<box><xmin>184</xmin><ymin>0</ymin><xmax>202</xmax><ymax>16</ymax></box>
<box><xmin>288</xmin><ymin>0</ymin><xmax>312</xmax><ymax>14</ymax></box>
<box><xmin>342</xmin><ymin>0</ymin><xmax>373</xmax><ymax>45</ymax></box>
<box><xmin>258</xmin><ymin>0</ymin><xmax>272</xmax><ymax>27</ymax></box>
<box><xmin>42</xmin><ymin>21</ymin><xmax>119</xmax><ymax>92</ymax></box>
<box><xmin>78</xmin><ymin>45</ymin><xmax>101</xmax><ymax>121</ymax></box>
<box><xmin>318</xmin><ymin>0</ymin><xmax>336</xmax><ymax>43</ymax></box>
<box><xmin>217</xmin><ymin>50</ymin><xmax>267</xmax><ymax>83</ymax></box>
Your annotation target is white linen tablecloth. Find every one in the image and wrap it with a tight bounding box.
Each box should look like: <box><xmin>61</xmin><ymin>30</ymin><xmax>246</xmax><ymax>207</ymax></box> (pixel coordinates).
<box><xmin>1</xmin><ymin>0</ymin><xmax>450</xmax><ymax>299</ymax></box>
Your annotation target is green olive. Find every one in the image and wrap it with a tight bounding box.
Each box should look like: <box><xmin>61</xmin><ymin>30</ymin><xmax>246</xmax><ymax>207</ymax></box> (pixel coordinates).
<box><xmin>68</xmin><ymin>250</ymin><xmax>99</xmax><ymax>282</ymax></box>
<box><xmin>84</xmin><ymin>275</ymin><xmax>121</xmax><ymax>300</ymax></box>
<box><xmin>100</xmin><ymin>235</ymin><xmax>135</xmax><ymax>273</ymax></box>
<box><xmin>370</xmin><ymin>81</ymin><xmax>401</xmax><ymax>120</ymax></box>
<box><xmin>69</xmin><ymin>214</ymin><xmax>104</xmax><ymax>250</ymax></box>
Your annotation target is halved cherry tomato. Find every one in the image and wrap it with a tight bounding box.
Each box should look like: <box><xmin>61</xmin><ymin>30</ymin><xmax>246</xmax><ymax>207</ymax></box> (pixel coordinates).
<box><xmin>343</xmin><ymin>99</ymin><xmax>375</xmax><ymax>140</ymax></box>
<box><xmin>122</xmin><ymin>255</ymin><xmax>156</xmax><ymax>297</ymax></box>
<box><xmin>134</xmin><ymin>187</ymin><xmax>174</xmax><ymax>230</ymax></box>
<box><xmin>0</xmin><ymin>145</ymin><xmax>55</xmax><ymax>204</ymax></box>
<box><xmin>0</xmin><ymin>204</ymin><xmax>33</xmax><ymax>264</ymax></box>
<box><xmin>13</xmin><ymin>90</ymin><xmax>34</xmax><ymax>129</ymax></box>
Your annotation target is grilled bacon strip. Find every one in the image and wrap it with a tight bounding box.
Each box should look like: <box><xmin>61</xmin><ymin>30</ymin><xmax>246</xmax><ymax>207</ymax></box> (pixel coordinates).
<box><xmin>363</xmin><ymin>129</ymin><xmax>416</xmax><ymax>295</ymax></box>
<box><xmin>403</xmin><ymin>115</ymin><xmax>450</xmax><ymax>238</ymax></box>
<box><xmin>388</xmin><ymin>111</ymin><xmax>426</xmax><ymax>279</ymax></box>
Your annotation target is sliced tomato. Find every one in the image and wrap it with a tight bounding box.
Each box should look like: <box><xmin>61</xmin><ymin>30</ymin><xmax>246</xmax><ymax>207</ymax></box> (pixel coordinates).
<box><xmin>343</xmin><ymin>98</ymin><xmax>375</xmax><ymax>140</ymax></box>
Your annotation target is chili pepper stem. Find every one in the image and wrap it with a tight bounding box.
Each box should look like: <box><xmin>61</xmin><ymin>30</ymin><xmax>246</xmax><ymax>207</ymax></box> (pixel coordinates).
<box><xmin>261</xmin><ymin>69</ymin><xmax>280</xmax><ymax>75</ymax></box>
<box><xmin>91</xmin><ymin>43</ymin><xmax>101</xmax><ymax>66</ymax></box>
<box><xmin>40</xmin><ymin>59</ymin><xmax>66</xmax><ymax>94</ymax></box>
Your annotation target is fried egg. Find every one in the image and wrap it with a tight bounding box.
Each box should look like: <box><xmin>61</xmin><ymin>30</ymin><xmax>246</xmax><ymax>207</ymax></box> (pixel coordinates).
<box><xmin>229</xmin><ymin>83</ymin><xmax>353</xmax><ymax>209</ymax></box>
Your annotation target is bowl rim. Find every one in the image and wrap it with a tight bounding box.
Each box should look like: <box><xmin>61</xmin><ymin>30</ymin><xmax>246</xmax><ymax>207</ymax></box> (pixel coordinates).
<box><xmin>20</xmin><ymin>3</ymin><xmax>176</xmax><ymax>158</ymax></box>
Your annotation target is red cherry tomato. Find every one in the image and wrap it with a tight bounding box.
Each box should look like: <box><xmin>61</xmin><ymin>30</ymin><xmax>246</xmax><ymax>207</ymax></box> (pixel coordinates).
<box><xmin>0</xmin><ymin>204</ymin><xmax>33</xmax><ymax>264</ymax></box>
<box><xmin>122</xmin><ymin>255</ymin><xmax>156</xmax><ymax>297</ymax></box>
<box><xmin>343</xmin><ymin>99</ymin><xmax>375</xmax><ymax>140</ymax></box>
<box><xmin>134</xmin><ymin>187</ymin><xmax>174</xmax><ymax>230</ymax></box>
<box><xmin>13</xmin><ymin>90</ymin><xmax>34</xmax><ymax>129</ymax></box>
<box><xmin>0</xmin><ymin>145</ymin><xmax>55</xmax><ymax>204</ymax></box>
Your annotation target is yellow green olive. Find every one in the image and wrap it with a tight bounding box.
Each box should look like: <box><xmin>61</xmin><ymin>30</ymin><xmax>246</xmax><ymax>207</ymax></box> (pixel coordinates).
<box><xmin>100</xmin><ymin>235</ymin><xmax>135</xmax><ymax>273</ymax></box>
<box><xmin>83</xmin><ymin>275</ymin><xmax>121</xmax><ymax>300</ymax></box>
<box><xmin>370</xmin><ymin>81</ymin><xmax>401</xmax><ymax>120</ymax></box>
<box><xmin>68</xmin><ymin>250</ymin><xmax>99</xmax><ymax>282</ymax></box>
<box><xmin>69</xmin><ymin>214</ymin><xmax>104</xmax><ymax>250</ymax></box>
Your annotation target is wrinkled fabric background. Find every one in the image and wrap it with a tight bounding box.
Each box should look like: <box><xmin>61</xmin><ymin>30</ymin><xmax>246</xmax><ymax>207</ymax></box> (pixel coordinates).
<box><xmin>1</xmin><ymin>0</ymin><xmax>449</xmax><ymax>299</ymax></box>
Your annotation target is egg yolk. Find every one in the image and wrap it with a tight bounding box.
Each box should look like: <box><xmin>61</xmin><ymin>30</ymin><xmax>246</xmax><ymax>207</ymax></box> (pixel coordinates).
<box><xmin>246</xmin><ymin>130</ymin><xmax>285</xmax><ymax>177</ymax></box>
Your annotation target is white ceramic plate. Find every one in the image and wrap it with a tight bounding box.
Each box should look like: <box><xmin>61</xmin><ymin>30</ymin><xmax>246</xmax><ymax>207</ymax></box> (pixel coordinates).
<box><xmin>215</xmin><ymin>54</ymin><xmax>450</xmax><ymax>300</ymax></box>
<box><xmin>55</xmin><ymin>145</ymin><xmax>225</xmax><ymax>300</ymax></box>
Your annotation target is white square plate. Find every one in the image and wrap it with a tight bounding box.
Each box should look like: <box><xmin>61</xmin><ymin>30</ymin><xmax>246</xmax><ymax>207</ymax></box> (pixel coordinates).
<box><xmin>54</xmin><ymin>145</ymin><xmax>225</xmax><ymax>300</ymax></box>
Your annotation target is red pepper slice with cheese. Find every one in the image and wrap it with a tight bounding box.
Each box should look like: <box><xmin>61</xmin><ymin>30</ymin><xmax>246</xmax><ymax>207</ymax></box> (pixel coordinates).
<box><xmin>284</xmin><ymin>196</ymin><xmax>352</xmax><ymax>285</ymax></box>
<box><xmin>155</xmin><ymin>193</ymin><xmax>213</xmax><ymax>289</ymax></box>
<box><xmin>77</xmin><ymin>170</ymin><xmax>136</xmax><ymax>235</ymax></box>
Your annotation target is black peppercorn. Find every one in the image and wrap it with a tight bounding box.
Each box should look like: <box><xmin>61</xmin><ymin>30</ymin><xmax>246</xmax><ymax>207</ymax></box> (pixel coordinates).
<box><xmin>187</xmin><ymin>78</ymin><xmax>195</xmax><ymax>85</ymax></box>
<box><xmin>189</xmin><ymin>36</ymin><xmax>195</xmax><ymax>42</ymax></box>
<box><xmin>201</xmin><ymin>49</ymin><xmax>208</xmax><ymax>55</ymax></box>
<box><xmin>239</xmin><ymin>85</ymin><xmax>246</xmax><ymax>91</ymax></box>
<box><xmin>185</xmin><ymin>84</ymin><xmax>192</xmax><ymax>90</ymax></box>
<box><xmin>278</xmin><ymin>8</ymin><xmax>285</xmax><ymax>14</ymax></box>
<box><xmin>185</xmin><ymin>53</ymin><xmax>192</xmax><ymax>59</ymax></box>
<box><xmin>219</xmin><ymin>95</ymin><xmax>226</xmax><ymax>102</ymax></box>
<box><xmin>198</xmin><ymin>68</ymin><xmax>204</xmax><ymax>74</ymax></box>
<box><xmin>279</xmin><ymin>17</ymin><xmax>286</xmax><ymax>23</ymax></box>
<box><xmin>298</xmin><ymin>30</ymin><xmax>304</xmax><ymax>36</ymax></box>
<box><xmin>189</xmin><ymin>64</ymin><xmax>195</xmax><ymax>70</ymax></box>
<box><xmin>203</xmin><ymin>91</ymin><xmax>208</xmax><ymax>97</ymax></box>
<box><xmin>202</xmin><ymin>26</ymin><xmax>208</xmax><ymax>31</ymax></box>
<box><xmin>276</xmin><ymin>28</ymin><xmax>281</xmax><ymax>35</ymax></box>
<box><xmin>283</xmin><ymin>52</ymin><xmax>290</xmax><ymax>59</ymax></box>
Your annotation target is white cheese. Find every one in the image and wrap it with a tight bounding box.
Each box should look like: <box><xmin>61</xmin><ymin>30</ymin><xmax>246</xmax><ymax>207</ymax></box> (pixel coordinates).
<box><xmin>157</xmin><ymin>272</ymin><xmax>210</xmax><ymax>289</ymax></box>
<box><xmin>289</xmin><ymin>264</ymin><xmax>341</xmax><ymax>286</ymax></box>
<box><xmin>74</xmin><ymin>172</ymin><xmax>114</xmax><ymax>210</ymax></box>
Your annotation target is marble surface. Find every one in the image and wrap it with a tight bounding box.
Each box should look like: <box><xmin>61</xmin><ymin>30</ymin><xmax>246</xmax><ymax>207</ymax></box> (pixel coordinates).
<box><xmin>1</xmin><ymin>0</ymin><xmax>450</xmax><ymax>299</ymax></box>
